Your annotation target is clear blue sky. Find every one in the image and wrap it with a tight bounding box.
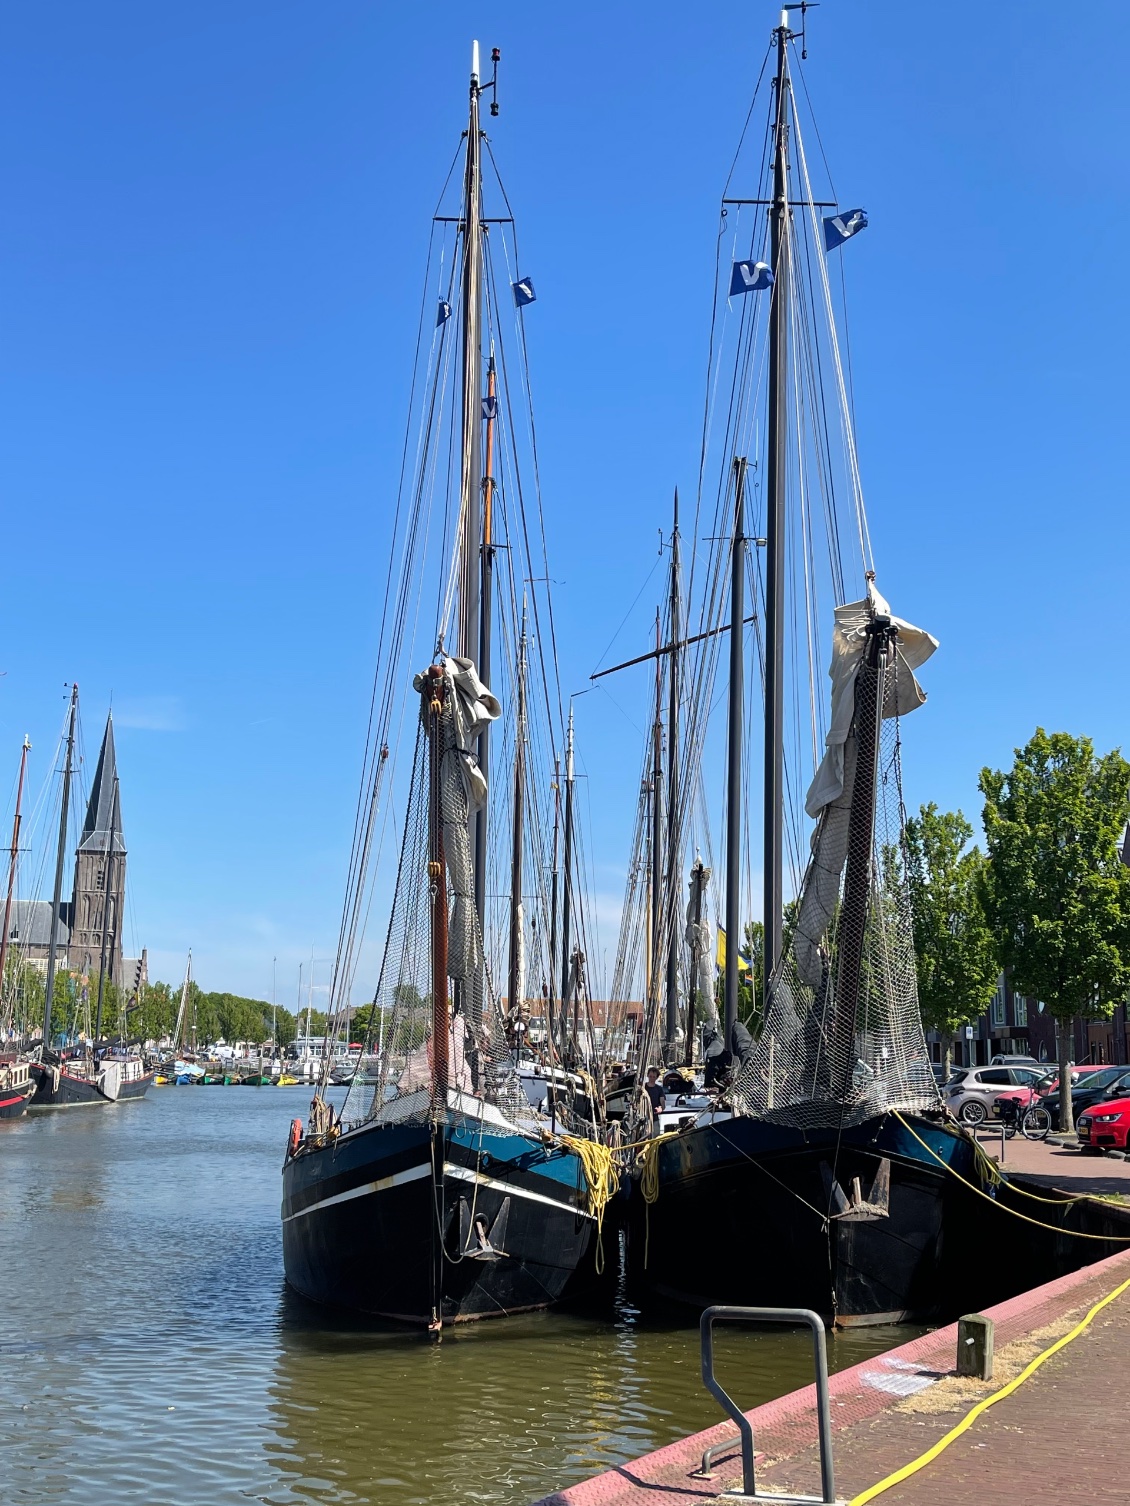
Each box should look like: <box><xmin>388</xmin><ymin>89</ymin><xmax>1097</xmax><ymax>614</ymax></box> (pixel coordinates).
<box><xmin>1</xmin><ymin>2</ymin><xmax>1127</xmax><ymax>1003</ymax></box>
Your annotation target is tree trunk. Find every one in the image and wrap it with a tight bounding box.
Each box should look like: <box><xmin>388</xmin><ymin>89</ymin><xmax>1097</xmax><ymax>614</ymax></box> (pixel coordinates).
<box><xmin>1058</xmin><ymin>1017</ymin><xmax>1074</xmax><ymax>1135</ymax></box>
<box><xmin>943</xmin><ymin>1041</ymin><xmax>953</xmax><ymax>1079</ymax></box>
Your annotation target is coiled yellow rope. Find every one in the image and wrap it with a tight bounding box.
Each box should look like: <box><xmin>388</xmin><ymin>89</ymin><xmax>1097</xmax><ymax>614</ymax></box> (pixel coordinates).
<box><xmin>636</xmin><ymin>1131</ymin><xmax>682</xmax><ymax>1267</ymax></box>
<box><xmin>556</xmin><ymin>1134</ymin><xmax>620</xmax><ymax>1275</ymax></box>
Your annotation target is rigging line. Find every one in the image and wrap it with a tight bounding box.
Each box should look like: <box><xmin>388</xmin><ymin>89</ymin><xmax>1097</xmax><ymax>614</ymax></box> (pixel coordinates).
<box><xmin>482</xmin><ymin>143</ymin><xmax>566</xmax><ymax>744</ymax></box>
<box><xmin>589</xmin><ymin>555</ymin><xmax>664</xmax><ymax>678</ymax></box>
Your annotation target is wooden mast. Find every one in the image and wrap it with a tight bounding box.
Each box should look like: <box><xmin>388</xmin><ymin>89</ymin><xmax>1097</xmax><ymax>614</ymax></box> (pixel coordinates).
<box><xmin>506</xmin><ymin>600</ymin><xmax>528</xmax><ymax>1038</ymax></box>
<box><xmin>42</xmin><ymin>684</ymin><xmax>78</xmax><ymax>1051</ymax></box>
<box><xmin>763</xmin><ymin>12</ymin><xmax>793</xmax><ymax>998</ymax></box>
<box><xmin>664</xmin><ymin>492</ymin><xmax>681</xmax><ymax>1061</ymax></box>
<box><xmin>426</xmin><ymin>664</ymin><xmax>450</xmax><ymax>1098</ymax></box>
<box><xmin>0</xmin><ymin>737</ymin><xmax>30</xmax><ymax>1020</ymax></box>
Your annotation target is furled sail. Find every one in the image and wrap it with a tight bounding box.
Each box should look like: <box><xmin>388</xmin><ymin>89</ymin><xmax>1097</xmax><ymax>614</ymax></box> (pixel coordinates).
<box><xmin>732</xmin><ymin>583</ymin><xmax>940</xmax><ymax>1129</ymax></box>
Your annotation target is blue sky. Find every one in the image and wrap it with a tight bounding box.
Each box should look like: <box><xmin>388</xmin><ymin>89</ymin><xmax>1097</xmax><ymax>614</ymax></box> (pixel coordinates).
<box><xmin>1</xmin><ymin>2</ymin><xmax>1127</xmax><ymax>1002</ymax></box>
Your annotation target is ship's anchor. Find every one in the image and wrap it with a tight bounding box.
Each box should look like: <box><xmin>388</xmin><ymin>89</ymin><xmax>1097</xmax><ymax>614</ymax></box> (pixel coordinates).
<box><xmin>821</xmin><ymin>1157</ymin><xmax>890</xmax><ymax>1220</ymax></box>
<box><xmin>457</xmin><ymin>1194</ymin><xmax>511</xmax><ymax>1259</ymax></box>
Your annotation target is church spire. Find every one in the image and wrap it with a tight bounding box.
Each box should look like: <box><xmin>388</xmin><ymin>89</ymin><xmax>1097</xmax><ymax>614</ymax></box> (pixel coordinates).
<box><xmin>79</xmin><ymin>712</ymin><xmax>125</xmax><ymax>856</ymax></box>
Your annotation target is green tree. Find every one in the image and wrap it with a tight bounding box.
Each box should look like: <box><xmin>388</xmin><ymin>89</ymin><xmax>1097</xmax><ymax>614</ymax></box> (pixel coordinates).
<box><xmin>904</xmin><ymin>803</ymin><xmax>1000</xmax><ymax>1075</ymax></box>
<box><xmin>979</xmin><ymin>730</ymin><xmax>1130</xmax><ymax>1133</ymax></box>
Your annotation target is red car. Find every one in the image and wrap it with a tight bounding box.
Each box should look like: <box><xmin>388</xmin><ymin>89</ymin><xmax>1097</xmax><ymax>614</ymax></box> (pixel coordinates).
<box><xmin>1077</xmin><ymin>1095</ymin><xmax>1130</xmax><ymax>1151</ymax></box>
<box><xmin>991</xmin><ymin>1065</ymin><xmax>1109</xmax><ymax>1116</ymax></box>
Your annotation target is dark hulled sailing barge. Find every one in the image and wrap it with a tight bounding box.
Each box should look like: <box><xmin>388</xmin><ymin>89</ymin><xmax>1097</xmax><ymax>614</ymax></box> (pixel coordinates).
<box><xmin>625</xmin><ymin>11</ymin><xmax>993</xmax><ymax>1325</ymax></box>
<box><xmin>282</xmin><ymin>45</ymin><xmax>604</xmax><ymax>1326</ymax></box>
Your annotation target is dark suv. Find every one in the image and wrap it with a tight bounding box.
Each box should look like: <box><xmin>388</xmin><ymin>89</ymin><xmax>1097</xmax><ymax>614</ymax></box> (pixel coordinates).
<box><xmin>1039</xmin><ymin>1066</ymin><xmax>1130</xmax><ymax>1130</ymax></box>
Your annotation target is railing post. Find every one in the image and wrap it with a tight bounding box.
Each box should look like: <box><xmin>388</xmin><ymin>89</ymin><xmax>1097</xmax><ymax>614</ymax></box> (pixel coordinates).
<box><xmin>699</xmin><ymin>1305</ymin><xmax>840</xmax><ymax>1504</ymax></box>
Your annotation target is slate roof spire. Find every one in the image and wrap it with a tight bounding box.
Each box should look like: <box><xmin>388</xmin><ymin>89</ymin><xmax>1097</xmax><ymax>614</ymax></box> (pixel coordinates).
<box><xmin>78</xmin><ymin>712</ymin><xmax>125</xmax><ymax>855</ymax></box>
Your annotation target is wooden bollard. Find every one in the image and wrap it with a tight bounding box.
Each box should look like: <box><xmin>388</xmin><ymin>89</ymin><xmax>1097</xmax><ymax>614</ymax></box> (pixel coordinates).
<box><xmin>957</xmin><ymin>1313</ymin><xmax>994</xmax><ymax>1380</ymax></box>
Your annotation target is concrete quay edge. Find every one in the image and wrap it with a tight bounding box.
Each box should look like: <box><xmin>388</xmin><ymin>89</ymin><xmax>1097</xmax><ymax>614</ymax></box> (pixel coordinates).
<box><xmin>530</xmin><ymin>1245</ymin><xmax>1130</xmax><ymax>1506</ymax></box>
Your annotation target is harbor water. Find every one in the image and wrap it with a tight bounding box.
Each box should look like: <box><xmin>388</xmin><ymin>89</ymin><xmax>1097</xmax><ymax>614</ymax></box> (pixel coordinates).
<box><xmin>1</xmin><ymin>1089</ymin><xmax>918</xmax><ymax>1505</ymax></box>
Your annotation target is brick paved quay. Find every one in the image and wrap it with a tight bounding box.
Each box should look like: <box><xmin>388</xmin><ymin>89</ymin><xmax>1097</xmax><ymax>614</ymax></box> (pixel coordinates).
<box><xmin>531</xmin><ymin>1152</ymin><xmax>1130</xmax><ymax>1506</ymax></box>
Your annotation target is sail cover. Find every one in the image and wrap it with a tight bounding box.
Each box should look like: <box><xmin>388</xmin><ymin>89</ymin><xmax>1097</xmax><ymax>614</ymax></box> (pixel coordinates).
<box><xmin>732</xmin><ymin>583</ymin><xmax>940</xmax><ymax>1130</ymax></box>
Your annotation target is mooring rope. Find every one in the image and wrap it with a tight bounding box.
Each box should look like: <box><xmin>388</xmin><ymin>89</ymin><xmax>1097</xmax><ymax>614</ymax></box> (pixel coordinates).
<box><xmin>894</xmin><ymin>1111</ymin><xmax>1130</xmax><ymax>1242</ymax></box>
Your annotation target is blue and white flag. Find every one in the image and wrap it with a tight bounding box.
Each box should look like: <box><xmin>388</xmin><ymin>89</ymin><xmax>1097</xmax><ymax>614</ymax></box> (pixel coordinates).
<box><xmin>823</xmin><ymin>208</ymin><xmax>868</xmax><ymax>252</ymax></box>
<box><xmin>729</xmin><ymin>260</ymin><xmax>774</xmax><ymax>296</ymax></box>
<box><xmin>512</xmin><ymin>275</ymin><xmax>536</xmax><ymax>307</ymax></box>
<box><xmin>437</xmin><ymin>298</ymin><xmax>452</xmax><ymax>326</ymax></box>
<box><xmin>482</xmin><ymin>394</ymin><xmax>498</xmax><ymax>421</ymax></box>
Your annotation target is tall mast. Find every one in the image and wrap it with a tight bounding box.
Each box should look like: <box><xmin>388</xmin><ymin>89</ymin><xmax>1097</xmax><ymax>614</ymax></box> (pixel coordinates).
<box><xmin>458</xmin><ymin>42</ymin><xmax>484</xmax><ymax>670</ymax></box>
<box><xmin>649</xmin><ymin>612</ymin><xmax>663</xmax><ymax>1054</ymax></box>
<box><xmin>506</xmin><ymin>601</ymin><xmax>528</xmax><ymax>1028</ymax></box>
<box><xmin>172</xmin><ymin>950</ymin><xmax>192</xmax><ymax>1052</ymax></box>
<box><xmin>42</xmin><ymin>684</ymin><xmax>78</xmax><ymax>1050</ymax></box>
<box><xmin>725</xmin><ymin>460</ymin><xmax>748</xmax><ymax>1045</ymax></box>
<box><xmin>0</xmin><ymin>736</ymin><xmax>30</xmax><ymax>1019</ymax></box>
<box><xmin>664</xmin><ymin>493</ymin><xmax>681</xmax><ymax>1061</ymax></box>
<box><xmin>93</xmin><ymin>777</ymin><xmax>121</xmax><ymax>1045</ymax></box>
<box><xmin>547</xmin><ymin>755</ymin><xmax>561</xmax><ymax>1052</ymax></box>
<box><xmin>558</xmin><ymin>707</ymin><xmax>576</xmax><ymax>1051</ymax></box>
<box><xmin>763</xmin><ymin>13</ymin><xmax>792</xmax><ymax>995</ymax></box>
<box><xmin>474</xmin><ymin>350</ymin><xmax>497</xmax><ymax>928</ymax></box>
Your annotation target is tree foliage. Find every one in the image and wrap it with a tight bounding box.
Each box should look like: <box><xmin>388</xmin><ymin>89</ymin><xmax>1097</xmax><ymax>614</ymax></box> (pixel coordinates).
<box><xmin>979</xmin><ymin>729</ymin><xmax>1130</xmax><ymax>1129</ymax></box>
<box><xmin>904</xmin><ymin>803</ymin><xmax>1000</xmax><ymax>1041</ymax></box>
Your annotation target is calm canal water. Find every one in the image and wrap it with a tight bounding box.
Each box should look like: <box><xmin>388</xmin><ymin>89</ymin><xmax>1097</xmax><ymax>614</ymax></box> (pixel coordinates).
<box><xmin>1</xmin><ymin>1088</ymin><xmax>917</xmax><ymax>1505</ymax></box>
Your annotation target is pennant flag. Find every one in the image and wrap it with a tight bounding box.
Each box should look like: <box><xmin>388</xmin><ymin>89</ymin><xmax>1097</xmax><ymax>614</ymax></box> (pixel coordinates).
<box><xmin>482</xmin><ymin>394</ymin><xmax>497</xmax><ymax>421</ymax></box>
<box><xmin>716</xmin><ymin>926</ymin><xmax>751</xmax><ymax>974</ymax></box>
<box><xmin>729</xmin><ymin>260</ymin><xmax>774</xmax><ymax>296</ymax></box>
<box><xmin>436</xmin><ymin>299</ymin><xmax>452</xmax><ymax>326</ymax></box>
<box><xmin>823</xmin><ymin>208</ymin><xmax>868</xmax><ymax>252</ymax></box>
<box><xmin>512</xmin><ymin>275</ymin><xmax>536</xmax><ymax>307</ymax></box>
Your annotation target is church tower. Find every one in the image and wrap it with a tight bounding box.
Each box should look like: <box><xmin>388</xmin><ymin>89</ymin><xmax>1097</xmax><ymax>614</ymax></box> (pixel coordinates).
<box><xmin>70</xmin><ymin>713</ymin><xmax>126</xmax><ymax>985</ymax></box>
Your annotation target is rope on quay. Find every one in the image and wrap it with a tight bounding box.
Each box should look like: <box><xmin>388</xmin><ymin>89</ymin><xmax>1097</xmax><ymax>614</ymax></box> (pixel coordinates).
<box><xmin>847</xmin><ymin>1271</ymin><xmax>1130</xmax><ymax>1505</ymax></box>
<box><xmin>894</xmin><ymin>1111</ymin><xmax>1130</xmax><ymax>1241</ymax></box>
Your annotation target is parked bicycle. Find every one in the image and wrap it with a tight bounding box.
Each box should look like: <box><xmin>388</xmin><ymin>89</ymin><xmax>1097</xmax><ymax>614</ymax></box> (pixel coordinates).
<box><xmin>996</xmin><ymin>1094</ymin><xmax>1052</xmax><ymax>1141</ymax></box>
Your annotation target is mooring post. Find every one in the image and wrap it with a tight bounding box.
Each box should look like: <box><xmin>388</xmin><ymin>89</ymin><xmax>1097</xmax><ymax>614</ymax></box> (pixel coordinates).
<box><xmin>957</xmin><ymin>1313</ymin><xmax>994</xmax><ymax>1380</ymax></box>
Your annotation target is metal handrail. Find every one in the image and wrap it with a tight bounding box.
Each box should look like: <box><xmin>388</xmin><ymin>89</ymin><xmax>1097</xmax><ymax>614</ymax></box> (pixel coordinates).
<box><xmin>699</xmin><ymin>1305</ymin><xmax>838</xmax><ymax>1503</ymax></box>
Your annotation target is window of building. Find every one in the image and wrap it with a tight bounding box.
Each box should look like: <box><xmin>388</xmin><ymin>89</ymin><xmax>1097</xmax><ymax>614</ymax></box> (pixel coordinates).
<box><xmin>96</xmin><ymin>868</ymin><xmax>105</xmax><ymax>891</ymax></box>
<box><xmin>991</xmin><ymin>983</ymin><xmax>1007</xmax><ymax>1027</ymax></box>
<box><xmin>1014</xmin><ymin>995</ymin><xmax>1028</xmax><ymax>1028</ymax></box>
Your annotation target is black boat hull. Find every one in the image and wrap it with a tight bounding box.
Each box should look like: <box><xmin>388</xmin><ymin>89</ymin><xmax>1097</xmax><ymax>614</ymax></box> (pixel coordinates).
<box><xmin>28</xmin><ymin>1063</ymin><xmax>154</xmax><ymax>1109</ymax></box>
<box><xmin>0</xmin><ymin>1079</ymin><xmax>35</xmax><ymax>1119</ymax></box>
<box><xmin>282</xmin><ymin>1114</ymin><xmax>603</xmax><ymax>1325</ymax></box>
<box><xmin>624</xmin><ymin>1111</ymin><xmax>1002</xmax><ymax>1324</ymax></box>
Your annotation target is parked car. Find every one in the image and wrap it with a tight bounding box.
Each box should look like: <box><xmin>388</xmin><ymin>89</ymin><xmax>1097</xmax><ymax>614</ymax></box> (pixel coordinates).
<box><xmin>942</xmin><ymin>1065</ymin><xmax>1049</xmax><ymax>1125</ymax></box>
<box><xmin>1077</xmin><ymin>1093</ymin><xmax>1130</xmax><ymax>1152</ymax></box>
<box><xmin>1039</xmin><ymin>1066</ymin><xmax>1130</xmax><ymax>1130</ymax></box>
<box><xmin>990</xmin><ymin>1064</ymin><xmax>1109</xmax><ymax>1114</ymax></box>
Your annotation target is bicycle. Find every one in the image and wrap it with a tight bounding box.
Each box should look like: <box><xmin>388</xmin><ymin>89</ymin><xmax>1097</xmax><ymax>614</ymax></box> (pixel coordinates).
<box><xmin>997</xmin><ymin>1094</ymin><xmax>1052</xmax><ymax>1141</ymax></box>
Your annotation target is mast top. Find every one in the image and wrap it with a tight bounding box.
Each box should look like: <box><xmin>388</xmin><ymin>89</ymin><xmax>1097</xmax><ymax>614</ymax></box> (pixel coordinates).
<box><xmin>471</xmin><ymin>40</ymin><xmax>480</xmax><ymax>84</ymax></box>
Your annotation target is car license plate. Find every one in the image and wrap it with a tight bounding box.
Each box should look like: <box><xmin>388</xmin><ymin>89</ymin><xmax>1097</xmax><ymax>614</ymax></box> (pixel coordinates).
<box><xmin>1079</xmin><ymin>1124</ymin><xmax>1090</xmax><ymax>1137</ymax></box>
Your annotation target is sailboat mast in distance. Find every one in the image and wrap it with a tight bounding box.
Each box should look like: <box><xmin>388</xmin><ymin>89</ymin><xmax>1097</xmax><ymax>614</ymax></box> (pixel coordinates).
<box><xmin>650</xmin><ymin>612</ymin><xmax>662</xmax><ymax>1049</ymax></box>
<box><xmin>0</xmin><ymin>737</ymin><xmax>30</xmax><ymax>1012</ymax></box>
<box><xmin>507</xmin><ymin>602</ymin><xmax>528</xmax><ymax>1027</ymax></box>
<box><xmin>43</xmin><ymin>685</ymin><xmax>79</xmax><ymax>1048</ymax></box>
<box><xmin>664</xmin><ymin>493</ymin><xmax>681</xmax><ymax>1060</ymax></box>
<box><xmin>725</xmin><ymin>461</ymin><xmax>748</xmax><ymax>1044</ymax></box>
<box><xmin>763</xmin><ymin>14</ymin><xmax>792</xmax><ymax>992</ymax></box>
<box><xmin>559</xmin><ymin>706</ymin><xmax>575</xmax><ymax>1041</ymax></box>
<box><xmin>474</xmin><ymin>350</ymin><xmax>498</xmax><ymax>928</ymax></box>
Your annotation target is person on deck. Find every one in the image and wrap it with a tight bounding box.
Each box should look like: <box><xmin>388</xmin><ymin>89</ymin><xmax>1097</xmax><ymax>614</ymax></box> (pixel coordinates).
<box><xmin>644</xmin><ymin>1066</ymin><xmax>666</xmax><ymax>1115</ymax></box>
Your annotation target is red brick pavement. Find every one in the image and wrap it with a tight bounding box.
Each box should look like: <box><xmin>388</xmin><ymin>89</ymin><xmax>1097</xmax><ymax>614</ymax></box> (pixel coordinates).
<box><xmin>531</xmin><ymin>1248</ymin><xmax>1130</xmax><ymax>1506</ymax></box>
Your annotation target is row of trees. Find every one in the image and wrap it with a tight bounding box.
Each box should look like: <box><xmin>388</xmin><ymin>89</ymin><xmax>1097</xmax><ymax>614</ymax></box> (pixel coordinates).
<box><xmin>906</xmin><ymin>728</ymin><xmax>1130</xmax><ymax>1132</ymax></box>
<box><xmin>4</xmin><ymin>959</ymin><xmax>329</xmax><ymax>1051</ymax></box>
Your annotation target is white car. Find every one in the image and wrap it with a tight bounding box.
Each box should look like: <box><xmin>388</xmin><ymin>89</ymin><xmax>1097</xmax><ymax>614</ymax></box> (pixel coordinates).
<box><xmin>942</xmin><ymin>1064</ymin><xmax>1050</xmax><ymax>1125</ymax></box>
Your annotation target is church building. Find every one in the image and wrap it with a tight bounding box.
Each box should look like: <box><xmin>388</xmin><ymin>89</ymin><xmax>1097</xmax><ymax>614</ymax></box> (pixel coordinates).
<box><xmin>9</xmin><ymin>712</ymin><xmax>147</xmax><ymax>995</ymax></box>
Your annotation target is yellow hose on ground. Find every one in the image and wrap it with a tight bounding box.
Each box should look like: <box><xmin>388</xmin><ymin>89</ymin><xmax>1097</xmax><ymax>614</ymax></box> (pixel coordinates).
<box><xmin>848</xmin><ymin>1272</ymin><xmax>1130</xmax><ymax>1505</ymax></box>
<box><xmin>895</xmin><ymin>1111</ymin><xmax>1130</xmax><ymax>1241</ymax></box>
